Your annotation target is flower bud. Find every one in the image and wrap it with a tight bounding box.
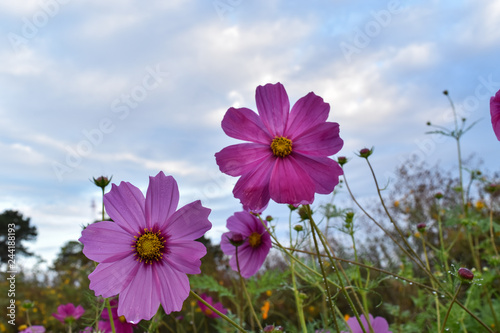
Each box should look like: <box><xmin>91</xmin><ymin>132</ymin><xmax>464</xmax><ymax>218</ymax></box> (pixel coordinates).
<box><xmin>426</xmin><ymin>121</ymin><xmax>431</xmax><ymax>126</ymax></box>
<box><xmin>92</xmin><ymin>176</ymin><xmax>112</xmax><ymax>190</ymax></box>
<box><xmin>458</xmin><ymin>267</ymin><xmax>474</xmax><ymax>282</ymax></box>
<box><xmin>298</xmin><ymin>206</ymin><xmax>310</xmax><ymax>221</ymax></box>
<box><xmin>358</xmin><ymin>147</ymin><xmax>373</xmax><ymax>158</ymax></box>
<box><xmin>417</xmin><ymin>223</ymin><xmax>426</xmax><ymax>232</ymax></box>
<box><xmin>287</xmin><ymin>204</ymin><xmax>298</xmax><ymax>211</ymax></box>
<box><xmin>293</xmin><ymin>224</ymin><xmax>303</xmax><ymax>232</ymax></box>
<box><xmin>485</xmin><ymin>183</ymin><xmax>500</xmax><ymax>193</ymax></box>
<box><xmin>345</xmin><ymin>212</ymin><xmax>354</xmax><ymax>224</ymax></box>
<box><xmin>337</xmin><ymin>156</ymin><xmax>348</xmax><ymax>166</ymax></box>
<box><xmin>228</xmin><ymin>233</ymin><xmax>244</xmax><ymax>247</ymax></box>
<box><xmin>434</xmin><ymin>192</ymin><xmax>443</xmax><ymax>199</ymax></box>
<box><xmin>443</xmin><ymin>90</ymin><xmax>448</xmax><ymax>95</ymax></box>
<box><xmin>266</xmin><ymin>215</ymin><xmax>273</xmax><ymax>222</ymax></box>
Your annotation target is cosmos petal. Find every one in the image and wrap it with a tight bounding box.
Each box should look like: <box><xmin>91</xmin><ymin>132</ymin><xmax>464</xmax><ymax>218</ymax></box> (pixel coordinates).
<box><xmin>221</xmin><ymin>107</ymin><xmax>272</xmax><ymax>144</ymax></box>
<box><xmin>490</xmin><ymin>89</ymin><xmax>500</xmax><ymax>140</ymax></box>
<box><xmin>145</xmin><ymin>171</ymin><xmax>179</xmax><ymax>229</ymax></box>
<box><xmin>88</xmin><ymin>256</ymin><xmax>141</xmax><ymax>298</ymax></box>
<box><xmin>117</xmin><ymin>264</ymin><xmax>161</xmax><ymax>323</ymax></box>
<box><xmin>293</xmin><ymin>122</ymin><xmax>343</xmax><ymax>156</ymax></box>
<box><xmin>164</xmin><ymin>240</ymin><xmax>206</xmax><ymax>274</ymax></box>
<box><xmin>79</xmin><ymin>221</ymin><xmax>133</xmax><ymax>263</ymax></box>
<box><xmin>156</xmin><ymin>263</ymin><xmax>191</xmax><ymax>315</ymax></box>
<box><xmin>269</xmin><ymin>157</ymin><xmax>315</xmax><ymax>206</ymax></box>
<box><xmin>162</xmin><ymin>200</ymin><xmax>211</xmax><ymax>241</ymax></box>
<box><xmin>104</xmin><ymin>182</ymin><xmax>145</xmax><ymax>234</ymax></box>
<box><xmin>285</xmin><ymin>91</ymin><xmax>330</xmax><ymax>139</ymax></box>
<box><xmin>232</xmin><ymin>156</ymin><xmax>274</xmax><ymax>212</ymax></box>
<box><xmin>215</xmin><ymin>143</ymin><xmax>271</xmax><ymax>177</ymax></box>
<box><xmin>256</xmin><ymin>82</ymin><xmax>289</xmax><ymax>136</ymax></box>
<box><xmin>292</xmin><ymin>154</ymin><xmax>343</xmax><ymax>194</ymax></box>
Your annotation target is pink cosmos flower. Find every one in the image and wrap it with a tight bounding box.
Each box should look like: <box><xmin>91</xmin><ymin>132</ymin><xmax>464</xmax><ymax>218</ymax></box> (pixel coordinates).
<box><xmin>52</xmin><ymin>303</ymin><xmax>85</xmax><ymax>324</ymax></box>
<box><xmin>220</xmin><ymin>211</ymin><xmax>272</xmax><ymax>278</ymax></box>
<box><xmin>341</xmin><ymin>314</ymin><xmax>392</xmax><ymax>333</ymax></box>
<box><xmin>215</xmin><ymin>82</ymin><xmax>344</xmax><ymax>212</ymax></box>
<box><xmin>20</xmin><ymin>326</ymin><xmax>45</xmax><ymax>333</ymax></box>
<box><xmin>198</xmin><ymin>293</ymin><xmax>228</xmax><ymax>318</ymax></box>
<box><xmin>490</xmin><ymin>88</ymin><xmax>500</xmax><ymax>140</ymax></box>
<box><xmin>79</xmin><ymin>171</ymin><xmax>212</xmax><ymax>324</ymax></box>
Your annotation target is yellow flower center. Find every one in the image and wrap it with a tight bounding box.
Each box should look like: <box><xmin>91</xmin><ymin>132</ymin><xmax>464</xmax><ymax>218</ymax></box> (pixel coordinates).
<box><xmin>133</xmin><ymin>229</ymin><xmax>165</xmax><ymax>264</ymax></box>
<box><xmin>119</xmin><ymin>315</ymin><xmax>127</xmax><ymax>323</ymax></box>
<box><xmin>271</xmin><ymin>136</ymin><xmax>292</xmax><ymax>157</ymax></box>
<box><xmin>204</xmin><ymin>308</ymin><xmax>213</xmax><ymax>316</ymax></box>
<box><xmin>248</xmin><ymin>232</ymin><xmax>262</xmax><ymax>248</ymax></box>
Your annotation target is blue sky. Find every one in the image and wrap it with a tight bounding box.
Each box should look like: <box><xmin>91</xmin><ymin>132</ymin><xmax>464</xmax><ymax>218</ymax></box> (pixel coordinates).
<box><xmin>1</xmin><ymin>0</ymin><xmax>499</xmax><ymax>267</ymax></box>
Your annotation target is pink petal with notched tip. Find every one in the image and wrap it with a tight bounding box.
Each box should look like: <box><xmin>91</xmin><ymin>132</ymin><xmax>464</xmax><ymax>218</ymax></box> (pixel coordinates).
<box><xmin>215</xmin><ymin>143</ymin><xmax>271</xmax><ymax>177</ymax></box>
<box><xmin>256</xmin><ymin>82</ymin><xmax>290</xmax><ymax>136</ymax></box>
<box><xmin>104</xmin><ymin>182</ymin><xmax>145</xmax><ymax>234</ymax></box>
<box><xmin>221</xmin><ymin>107</ymin><xmax>272</xmax><ymax>144</ymax></box>
<box><xmin>164</xmin><ymin>239</ymin><xmax>206</xmax><ymax>274</ymax></box>
<box><xmin>269</xmin><ymin>156</ymin><xmax>315</xmax><ymax>206</ymax></box>
<box><xmin>285</xmin><ymin>91</ymin><xmax>330</xmax><ymax>139</ymax></box>
<box><xmin>145</xmin><ymin>171</ymin><xmax>179</xmax><ymax>230</ymax></box>
<box><xmin>291</xmin><ymin>154</ymin><xmax>343</xmax><ymax>194</ymax></box>
<box><xmin>117</xmin><ymin>264</ymin><xmax>161</xmax><ymax>324</ymax></box>
<box><xmin>161</xmin><ymin>200</ymin><xmax>211</xmax><ymax>241</ymax></box>
<box><xmin>88</xmin><ymin>256</ymin><xmax>140</xmax><ymax>298</ymax></box>
<box><xmin>79</xmin><ymin>221</ymin><xmax>133</xmax><ymax>263</ymax></box>
<box><xmin>293</xmin><ymin>122</ymin><xmax>343</xmax><ymax>157</ymax></box>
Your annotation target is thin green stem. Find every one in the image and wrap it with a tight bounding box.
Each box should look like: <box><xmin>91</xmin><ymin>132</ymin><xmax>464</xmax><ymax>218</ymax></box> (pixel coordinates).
<box><xmin>441</xmin><ymin>282</ymin><xmax>462</xmax><ymax>333</ymax></box>
<box><xmin>105</xmin><ymin>298</ymin><xmax>116</xmax><ymax>333</ymax></box>
<box><xmin>190</xmin><ymin>290</ymin><xmax>247</xmax><ymax>332</ymax></box>
<box><xmin>436</xmin><ymin>201</ymin><xmax>450</xmax><ymax>278</ymax></box>
<box><xmin>309</xmin><ymin>216</ymin><xmax>340</xmax><ymax>332</ymax></box>
<box><xmin>421</xmin><ymin>235</ymin><xmax>441</xmax><ymax>332</ymax></box>
<box><xmin>308</xmin><ymin>215</ymin><xmax>372</xmax><ymax>333</ymax></box>
<box><xmin>289</xmin><ymin>211</ymin><xmax>308</xmax><ymax>333</ymax></box>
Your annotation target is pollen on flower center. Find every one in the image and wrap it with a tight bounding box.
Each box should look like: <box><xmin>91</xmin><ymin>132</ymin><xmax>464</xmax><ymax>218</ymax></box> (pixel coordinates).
<box><xmin>248</xmin><ymin>232</ymin><xmax>262</xmax><ymax>248</ymax></box>
<box><xmin>271</xmin><ymin>136</ymin><xmax>292</xmax><ymax>157</ymax></box>
<box><xmin>133</xmin><ymin>229</ymin><xmax>165</xmax><ymax>264</ymax></box>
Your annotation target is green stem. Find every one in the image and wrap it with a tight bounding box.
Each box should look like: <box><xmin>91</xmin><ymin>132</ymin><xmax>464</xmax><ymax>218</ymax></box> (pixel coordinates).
<box><xmin>441</xmin><ymin>282</ymin><xmax>462</xmax><ymax>333</ymax></box>
<box><xmin>291</xmin><ymin>259</ymin><xmax>308</xmax><ymax>333</ymax></box>
<box><xmin>309</xmin><ymin>217</ymin><xmax>340</xmax><ymax>332</ymax></box>
<box><xmin>190</xmin><ymin>290</ymin><xmax>247</xmax><ymax>332</ymax></box>
<box><xmin>105</xmin><ymin>298</ymin><xmax>116</xmax><ymax>333</ymax></box>
<box><xmin>289</xmin><ymin>211</ymin><xmax>308</xmax><ymax>333</ymax></box>
<box><xmin>308</xmin><ymin>215</ymin><xmax>372</xmax><ymax>333</ymax></box>
<box><xmin>436</xmin><ymin>202</ymin><xmax>450</xmax><ymax>278</ymax></box>
<box><xmin>422</xmin><ymin>235</ymin><xmax>441</xmax><ymax>332</ymax></box>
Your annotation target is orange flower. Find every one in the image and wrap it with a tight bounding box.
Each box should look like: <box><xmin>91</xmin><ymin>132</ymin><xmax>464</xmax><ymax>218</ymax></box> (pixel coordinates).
<box><xmin>261</xmin><ymin>300</ymin><xmax>270</xmax><ymax>320</ymax></box>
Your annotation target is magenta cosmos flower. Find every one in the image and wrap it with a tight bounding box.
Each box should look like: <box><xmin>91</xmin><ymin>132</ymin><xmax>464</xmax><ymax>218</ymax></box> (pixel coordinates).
<box><xmin>341</xmin><ymin>314</ymin><xmax>392</xmax><ymax>333</ymax></box>
<box><xmin>215</xmin><ymin>82</ymin><xmax>344</xmax><ymax>212</ymax></box>
<box><xmin>490</xmin><ymin>88</ymin><xmax>500</xmax><ymax>140</ymax></box>
<box><xmin>220</xmin><ymin>211</ymin><xmax>272</xmax><ymax>278</ymax></box>
<box><xmin>79</xmin><ymin>171</ymin><xmax>212</xmax><ymax>324</ymax></box>
<box><xmin>20</xmin><ymin>326</ymin><xmax>45</xmax><ymax>333</ymax></box>
<box><xmin>198</xmin><ymin>293</ymin><xmax>228</xmax><ymax>318</ymax></box>
<box><xmin>52</xmin><ymin>303</ymin><xmax>85</xmax><ymax>324</ymax></box>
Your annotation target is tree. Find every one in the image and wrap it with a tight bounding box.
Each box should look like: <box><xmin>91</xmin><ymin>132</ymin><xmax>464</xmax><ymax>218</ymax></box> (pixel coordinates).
<box><xmin>0</xmin><ymin>210</ymin><xmax>38</xmax><ymax>264</ymax></box>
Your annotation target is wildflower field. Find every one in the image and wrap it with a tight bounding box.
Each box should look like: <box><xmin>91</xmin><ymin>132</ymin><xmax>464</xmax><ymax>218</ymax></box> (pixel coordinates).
<box><xmin>1</xmin><ymin>83</ymin><xmax>499</xmax><ymax>333</ymax></box>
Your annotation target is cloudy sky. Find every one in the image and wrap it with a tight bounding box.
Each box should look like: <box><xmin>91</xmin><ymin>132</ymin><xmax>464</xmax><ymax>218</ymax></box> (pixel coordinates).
<box><xmin>2</xmin><ymin>0</ymin><xmax>499</xmax><ymax>267</ymax></box>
